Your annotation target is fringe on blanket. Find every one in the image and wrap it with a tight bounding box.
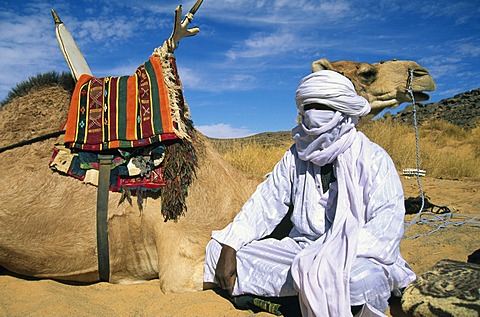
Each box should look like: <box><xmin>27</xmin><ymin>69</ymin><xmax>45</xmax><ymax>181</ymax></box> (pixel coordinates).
<box><xmin>162</xmin><ymin>134</ymin><xmax>197</xmax><ymax>221</ymax></box>
<box><xmin>153</xmin><ymin>45</ymin><xmax>198</xmax><ymax>221</ymax></box>
<box><xmin>154</xmin><ymin>46</ymin><xmax>191</xmax><ymax>142</ymax></box>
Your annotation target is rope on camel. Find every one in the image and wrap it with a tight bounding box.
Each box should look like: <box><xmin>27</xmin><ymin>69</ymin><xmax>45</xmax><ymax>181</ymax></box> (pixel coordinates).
<box><xmin>0</xmin><ymin>130</ymin><xmax>66</xmax><ymax>154</ymax></box>
<box><xmin>403</xmin><ymin>69</ymin><xmax>480</xmax><ymax>239</ymax></box>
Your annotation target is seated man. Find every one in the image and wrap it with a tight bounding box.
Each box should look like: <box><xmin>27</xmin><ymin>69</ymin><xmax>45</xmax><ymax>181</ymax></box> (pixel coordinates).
<box><xmin>204</xmin><ymin>70</ymin><xmax>415</xmax><ymax>317</ymax></box>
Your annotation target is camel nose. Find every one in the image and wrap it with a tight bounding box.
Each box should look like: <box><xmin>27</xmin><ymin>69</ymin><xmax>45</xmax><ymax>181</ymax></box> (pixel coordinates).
<box><xmin>409</xmin><ymin>68</ymin><xmax>436</xmax><ymax>92</ymax></box>
<box><xmin>411</xmin><ymin>69</ymin><xmax>430</xmax><ymax>77</ymax></box>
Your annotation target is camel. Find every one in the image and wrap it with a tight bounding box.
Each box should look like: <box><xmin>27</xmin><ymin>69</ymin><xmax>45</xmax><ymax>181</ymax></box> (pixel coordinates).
<box><xmin>0</xmin><ymin>5</ymin><xmax>436</xmax><ymax>292</ymax></box>
<box><xmin>312</xmin><ymin>58</ymin><xmax>436</xmax><ymax>115</ymax></box>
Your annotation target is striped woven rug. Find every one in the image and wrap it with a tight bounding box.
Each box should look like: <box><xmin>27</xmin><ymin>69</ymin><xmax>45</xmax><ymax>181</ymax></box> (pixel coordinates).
<box><xmin>64</xmin><ymin>56</ymin><xmax>179</xmax><ymax>151</ymax></box>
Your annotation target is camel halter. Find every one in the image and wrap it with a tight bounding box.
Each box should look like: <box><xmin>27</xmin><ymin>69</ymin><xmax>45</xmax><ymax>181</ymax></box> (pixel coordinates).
<box><xmin>403</xmin><ymin>70</ymin><xmax>480</xmax><ymax>238</ymax></box>
<box><xmin>404</xmin><ymin>69</ymin><xmax>426</xmax><ymax>234</ymax></box>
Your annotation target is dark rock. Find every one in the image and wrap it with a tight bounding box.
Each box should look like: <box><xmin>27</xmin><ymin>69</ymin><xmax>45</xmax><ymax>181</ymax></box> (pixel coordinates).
<box><xmin>389</xmin><ymin>88</ymin><xmax>480</xmax><ymax>130</ymax></box>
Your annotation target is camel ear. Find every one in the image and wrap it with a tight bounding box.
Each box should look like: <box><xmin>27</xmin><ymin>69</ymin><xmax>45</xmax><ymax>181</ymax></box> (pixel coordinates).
<box><xmin>311</xmin><ymin>59</ymin><xmax>333</xmax><ymax>72</ymax></box>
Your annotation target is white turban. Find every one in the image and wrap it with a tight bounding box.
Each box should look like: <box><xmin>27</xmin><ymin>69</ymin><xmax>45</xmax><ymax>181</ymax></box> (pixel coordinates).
<box><xmin>295</xmin><ymin>70</ymin><xmax>371</xmax><ymax>117</ymax></box>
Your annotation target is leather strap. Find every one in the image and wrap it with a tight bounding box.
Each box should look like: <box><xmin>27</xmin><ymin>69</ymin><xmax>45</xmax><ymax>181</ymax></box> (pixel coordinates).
<box><xmin>96</xmin><ymin>154</ymin><xmax>113</xmax><ymax>282</ymax></box>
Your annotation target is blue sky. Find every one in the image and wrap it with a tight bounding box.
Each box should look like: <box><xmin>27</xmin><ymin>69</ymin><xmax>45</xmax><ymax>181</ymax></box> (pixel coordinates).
<box><xmin>1</xmin><ymin>0</ymin><xmax>479</xmax><ymax>138</ymax></box>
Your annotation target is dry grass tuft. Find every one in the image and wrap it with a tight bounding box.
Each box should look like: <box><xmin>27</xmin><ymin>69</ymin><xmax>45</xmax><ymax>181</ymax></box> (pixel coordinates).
<box><xmin>212</xmin><ymin>119</ymin><xmax>480</xmax><ymax>180</ymax></box>
<box><xmin>212</xmin><ymin>138</ymin><xmax>291</xmax><ymax>177</ymax></box>
<box><xmin>472</xmin><ymin>126</ymin><xmax>480</xmax><ymax>159</ymax></box>
<box><xmin>362</xmin><ymin>119</ymin><xmax>480</xmax><ymax>179</ymax></box>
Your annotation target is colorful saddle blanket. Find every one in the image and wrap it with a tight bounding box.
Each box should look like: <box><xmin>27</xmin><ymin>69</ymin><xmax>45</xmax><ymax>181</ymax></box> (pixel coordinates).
<box><xmin>64</xmin><ymin>56</ymin><xmax>182</xmax><ymax>151</ymax></box>
<box><xmin>50</xmin><ymin>139</ymin><xmax>167</xmax><ymax>192</ymax></box>
<box><xmin>50</xmin><ymin>52</ymin><xmax>197</xmax><ymax>221</ymax></box>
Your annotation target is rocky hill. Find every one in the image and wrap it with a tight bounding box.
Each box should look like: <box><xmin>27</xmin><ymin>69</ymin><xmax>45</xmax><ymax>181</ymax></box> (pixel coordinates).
<box><xmin>385</xmin><ymin>88</ymin><xmax>480</xmax><ymax>130</ymax></box>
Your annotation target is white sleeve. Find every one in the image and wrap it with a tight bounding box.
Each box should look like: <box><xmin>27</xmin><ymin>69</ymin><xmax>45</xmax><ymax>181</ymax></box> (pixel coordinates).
<box><xmin>356</xmin><ymin>147</ymin><xmax>406</xmax><ymax>265</ymax></box>
<box><xmin>211</xmin><ymin>148</ymin><xmax>295</xmax><ymax>251</ymax></box>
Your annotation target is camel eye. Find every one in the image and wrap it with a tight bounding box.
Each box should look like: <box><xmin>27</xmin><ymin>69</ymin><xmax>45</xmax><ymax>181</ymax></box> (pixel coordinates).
<box><xmin>359</xmin><ymin>68</ymin><xmax>377</xmax><ymax>84</ymax></box>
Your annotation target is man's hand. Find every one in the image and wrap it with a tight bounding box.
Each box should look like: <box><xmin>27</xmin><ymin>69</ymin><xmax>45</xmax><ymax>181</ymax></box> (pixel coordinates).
<box><xmin>215</xmin><ymin>245</ymin><xmax>237</xmax><ymax>295</ymax></box>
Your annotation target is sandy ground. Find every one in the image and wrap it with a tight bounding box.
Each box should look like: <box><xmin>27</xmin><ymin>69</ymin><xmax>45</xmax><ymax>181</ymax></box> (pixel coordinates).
<box><xmin>1</xmin><ymin>176</ymin><xmax>479</xmax><ymax>317</ymax></box>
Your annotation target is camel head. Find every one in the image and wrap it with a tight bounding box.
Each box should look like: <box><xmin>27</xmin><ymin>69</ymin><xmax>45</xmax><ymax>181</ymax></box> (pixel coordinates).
<box><xmin>312</xmin><ymin>59</ymin><xmax>436</xmax><ymax>115</ymax></box>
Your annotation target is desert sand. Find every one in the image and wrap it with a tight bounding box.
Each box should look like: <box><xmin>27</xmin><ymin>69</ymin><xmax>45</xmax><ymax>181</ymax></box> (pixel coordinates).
<box><xmin>1</xmin><ymin>176</ymin><xmax>479</xmax><ymax>317</ymax></box>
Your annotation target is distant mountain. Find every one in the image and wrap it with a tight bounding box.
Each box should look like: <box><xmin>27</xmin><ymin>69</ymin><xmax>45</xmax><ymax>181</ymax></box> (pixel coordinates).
<box><xmin>385</xmin><ymin>88</ymin><xmax>480</xmax><ymax>130</ymax></box>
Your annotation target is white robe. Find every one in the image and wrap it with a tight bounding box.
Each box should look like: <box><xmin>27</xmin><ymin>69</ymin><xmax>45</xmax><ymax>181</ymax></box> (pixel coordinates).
<box><xmin>204</xmin><ymin>132</ymin><xmax>415</xmax><ymax>316</ymax></box>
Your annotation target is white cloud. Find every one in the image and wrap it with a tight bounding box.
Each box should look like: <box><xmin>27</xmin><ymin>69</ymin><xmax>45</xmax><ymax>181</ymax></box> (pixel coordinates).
<box><xmin>196</xmin><ymin>123</ymin><xmax>256</xmax><ymax>139</ymax></box>
<box><xmin>75</xmin><ymin>17</ymin><xmax>138</xmax><ymax>44</ymax></box>
<box><xmin>226</xmin><ymin>32</ymin><xmax>300</xmax><ymax>60</ymax></box>
<box><xmin>199</xmin><ymin>0</ymin><xmax>353</xmax><ymax>26</ymax></box>
<box><xmin>418</xmin><ymin>55</ymin><xmax>459</xmax><ymax>76</ymax></box>
<box><xmin>178</xmin><ymin>66</ymin><xmax>258</xmax><ymax>91</ymax></box>
<box><xmin>176</xmin><ymin>67</ymin><xmax>205</xmax><ymax>89</ymax></box>
<box><xmin>95</xmin><ymin>62</ymin><xmax>141</xmax><ymax>78</ymax></box>
<box><xmin>0</xmin><ymin>5</ymin><xmax>64</xmax><ymax>100</ymax></box>
<box><xmin>455</xmin><ymin>41</ymin><xmax>480</xmax><ymax>58</ymax></box>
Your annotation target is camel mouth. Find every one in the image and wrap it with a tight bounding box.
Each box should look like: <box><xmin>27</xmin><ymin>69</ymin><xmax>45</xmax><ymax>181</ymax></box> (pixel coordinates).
<box><xmin>412</xmin><ymin>91</ymin><xmax>430</xmax><ymax>102</ymax></box>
